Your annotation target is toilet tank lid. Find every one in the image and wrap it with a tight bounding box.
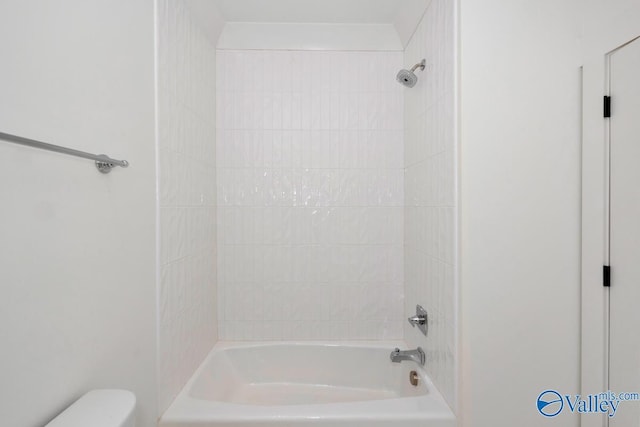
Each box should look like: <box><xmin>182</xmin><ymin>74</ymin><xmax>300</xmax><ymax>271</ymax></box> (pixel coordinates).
<box><xmin>46</xmin><ymin>390</ymin><xmax>136</xmax><ymax>427</ymax></box>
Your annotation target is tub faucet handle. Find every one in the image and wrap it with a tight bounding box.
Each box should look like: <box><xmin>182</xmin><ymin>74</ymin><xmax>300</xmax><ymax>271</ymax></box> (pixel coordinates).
<box><xmin>408</xmin><ymin>305</ymin><xmax>428</xmax><ymax>336</ymax></box>
<box><xmin>407</xmin><ymin>315</ymin><xmax>425</xmax><ymax>325</ymax></box>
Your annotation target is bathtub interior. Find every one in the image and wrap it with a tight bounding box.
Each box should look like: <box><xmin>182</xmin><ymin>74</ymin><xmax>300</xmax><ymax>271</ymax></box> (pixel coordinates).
<box><xmin>189</xmin><ymin>344</ymin><xmax>428</xmax><ymax>405</ymax></box>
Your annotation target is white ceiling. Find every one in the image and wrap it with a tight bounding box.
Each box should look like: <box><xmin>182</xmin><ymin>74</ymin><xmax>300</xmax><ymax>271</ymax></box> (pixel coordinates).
<box><xmin>212</xmin><ymin>0</ymin><xmax>424</xmax><ymax>24</ymax></box>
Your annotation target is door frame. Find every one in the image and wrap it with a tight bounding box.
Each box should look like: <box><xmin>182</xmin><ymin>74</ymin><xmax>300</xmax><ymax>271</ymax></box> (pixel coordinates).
<box><xmin>582</xmin><ymin>33</ymin><xmax>640</xmax><ymax>427</ymax></box>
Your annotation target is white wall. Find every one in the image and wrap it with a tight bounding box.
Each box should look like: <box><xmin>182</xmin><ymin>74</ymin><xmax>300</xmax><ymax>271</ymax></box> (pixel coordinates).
<box><xmin>156</xmin><ymin>0</ymin><xmax>221</xmax><ymax>414</ymax></box>
<box><xmin>393</xmin><ymin>0</ymin><xmax>433</xmax><ymax>48</ymax></box>
<box><xmin>0</xmin><ymin>1</ymin><xmax>157</xmax><ymax>426</ymax></box>
<box><xmin>216</xmin><ymin>49</ymin><xmax>405</xmax><ymax>340</ymax></box>
<box><xmin>580</xmin><ymin>2</ymin><xmax>640</xmax><ymax>427</ymax></box>
<box><xmin>403</xmin><ymin>0</ymin><xmax>456</xmax><ymax>409</ymax></box>
<box><xmin>459</xmin><ymin>0</ymin><xmax>582</xmax><ymax>426</ymax></box>
<box><xmin>212</xmin><ymin>0</ymin><xmax>429</xmax><ymax>49</ymax></box>
<box><xmin>184</xmin><ymin>0</ymin><xmax>226</xmax><ymax>48</ymax></box>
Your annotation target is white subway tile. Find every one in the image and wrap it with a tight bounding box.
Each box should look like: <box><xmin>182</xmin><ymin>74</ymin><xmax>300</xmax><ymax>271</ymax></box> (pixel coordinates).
<box><xmin>217</xmin><ymin>50</ymin><xmax>406</xmax><ymax>343</ymax></box>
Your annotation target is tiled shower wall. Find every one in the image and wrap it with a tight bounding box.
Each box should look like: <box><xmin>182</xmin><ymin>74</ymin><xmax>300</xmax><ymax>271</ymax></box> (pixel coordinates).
<box><xmin>216</xmin><ymin>50</ymin><xmax>404</xmax><ymax>340</ymax></box>
<box><xmin>403</xmin><ymin>0</ymin><xmax>457</xmax><ymax>408</ymax></box>
<box><xmin>157</xmin><ymin>0</ymin><xmax>217</xmax><ymax>413</ymax></box>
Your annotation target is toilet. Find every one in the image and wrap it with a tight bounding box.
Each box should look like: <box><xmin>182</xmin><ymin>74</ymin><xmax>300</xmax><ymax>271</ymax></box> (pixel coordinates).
<box><xmin>45</xmin><ymin>389</ymin><xmax>136</xmax><ymax>427</ymax></box>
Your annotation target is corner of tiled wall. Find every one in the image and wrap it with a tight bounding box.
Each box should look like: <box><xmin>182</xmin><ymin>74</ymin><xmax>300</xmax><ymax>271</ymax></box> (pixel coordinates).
<box><xmin>403</xmin><ymin>0</ymin><xmax>457</xmax><ymax>410</ymax></box>
<box><xmin>157</xmin><ymin>0</ymin><xmax>218</xmax><ymax>414</ymax></box>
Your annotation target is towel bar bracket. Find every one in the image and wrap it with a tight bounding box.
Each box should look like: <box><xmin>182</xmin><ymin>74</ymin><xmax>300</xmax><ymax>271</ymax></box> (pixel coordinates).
<box><xmin>95</xmin><ymin>156</ymin><xmax>129</xmax><ymax>174</ymax></box>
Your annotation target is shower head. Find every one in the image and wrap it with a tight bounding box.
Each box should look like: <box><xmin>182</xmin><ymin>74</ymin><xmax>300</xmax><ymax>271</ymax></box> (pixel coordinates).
<box><xmin>396</xmin><ymin>59</ymin><xmax>426</xmax><ymax>88</ymax></box>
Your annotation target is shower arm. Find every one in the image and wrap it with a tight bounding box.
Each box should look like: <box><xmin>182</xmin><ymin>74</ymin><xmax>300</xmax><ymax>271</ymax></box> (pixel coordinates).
<box><xmin>410</xmin><ymin>60</ymin><xmax>426</xmax><ymax>73</ymax></box>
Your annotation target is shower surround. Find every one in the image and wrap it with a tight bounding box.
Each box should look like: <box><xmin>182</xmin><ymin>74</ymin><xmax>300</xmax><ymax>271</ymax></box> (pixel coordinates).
<box><xmin>403</xmin><ymin>0</ymin><xmax>456</xmax><ymax>407</ymax></box>
<box><xmin>216</xmin><ymin>50</ymin><xmax>405</xmax><ymax>341</ymax></box>
<box><xmin>157</xmin><ymin>0</ymin><xmax>219</xmax><ymax>414</ymax></box>
<box><xmin>156</xmin><ymin>0</ymin><xmax>457</xmax><ymax>419</ymax></box>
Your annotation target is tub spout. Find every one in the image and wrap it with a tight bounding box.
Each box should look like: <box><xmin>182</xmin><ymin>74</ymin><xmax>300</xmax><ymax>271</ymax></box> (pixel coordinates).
<box><xmin>390</xmin><ymin>347</ymin><xmax>426</xmax><ymax>366</ymax></box>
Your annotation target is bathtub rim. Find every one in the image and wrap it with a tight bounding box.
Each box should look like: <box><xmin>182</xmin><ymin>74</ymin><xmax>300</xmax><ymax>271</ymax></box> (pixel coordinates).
<box><xmin>160</xmin><ymin>340</ymin><xmax>455</xmax><ymax>424</ymax></box>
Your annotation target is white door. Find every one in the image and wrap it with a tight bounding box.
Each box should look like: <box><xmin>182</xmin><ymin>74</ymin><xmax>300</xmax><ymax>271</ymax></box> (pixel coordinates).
<box><xmin>609</xmin><ymin>36</ymin><xmax>640</xmax><ymax>427</ymax></box>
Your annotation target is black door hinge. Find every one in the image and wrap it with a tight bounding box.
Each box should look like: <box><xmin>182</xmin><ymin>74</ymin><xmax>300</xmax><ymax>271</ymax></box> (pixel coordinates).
<box><xmin>603</xmin><ymin>265</ymin><xmax>611</xmax><ymax>287</ymax></box>
<box><xmin>604</xmin><ymin>96</ymin><xmax>611</xmax><ymax>118</ymax></box>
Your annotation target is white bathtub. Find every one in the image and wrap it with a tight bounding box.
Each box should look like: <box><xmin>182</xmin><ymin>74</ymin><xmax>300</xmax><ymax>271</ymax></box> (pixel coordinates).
<box><xmin>159</xmin><ymin>342</ymin><xmax>456</xmax><ymax>427</ymax></box>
